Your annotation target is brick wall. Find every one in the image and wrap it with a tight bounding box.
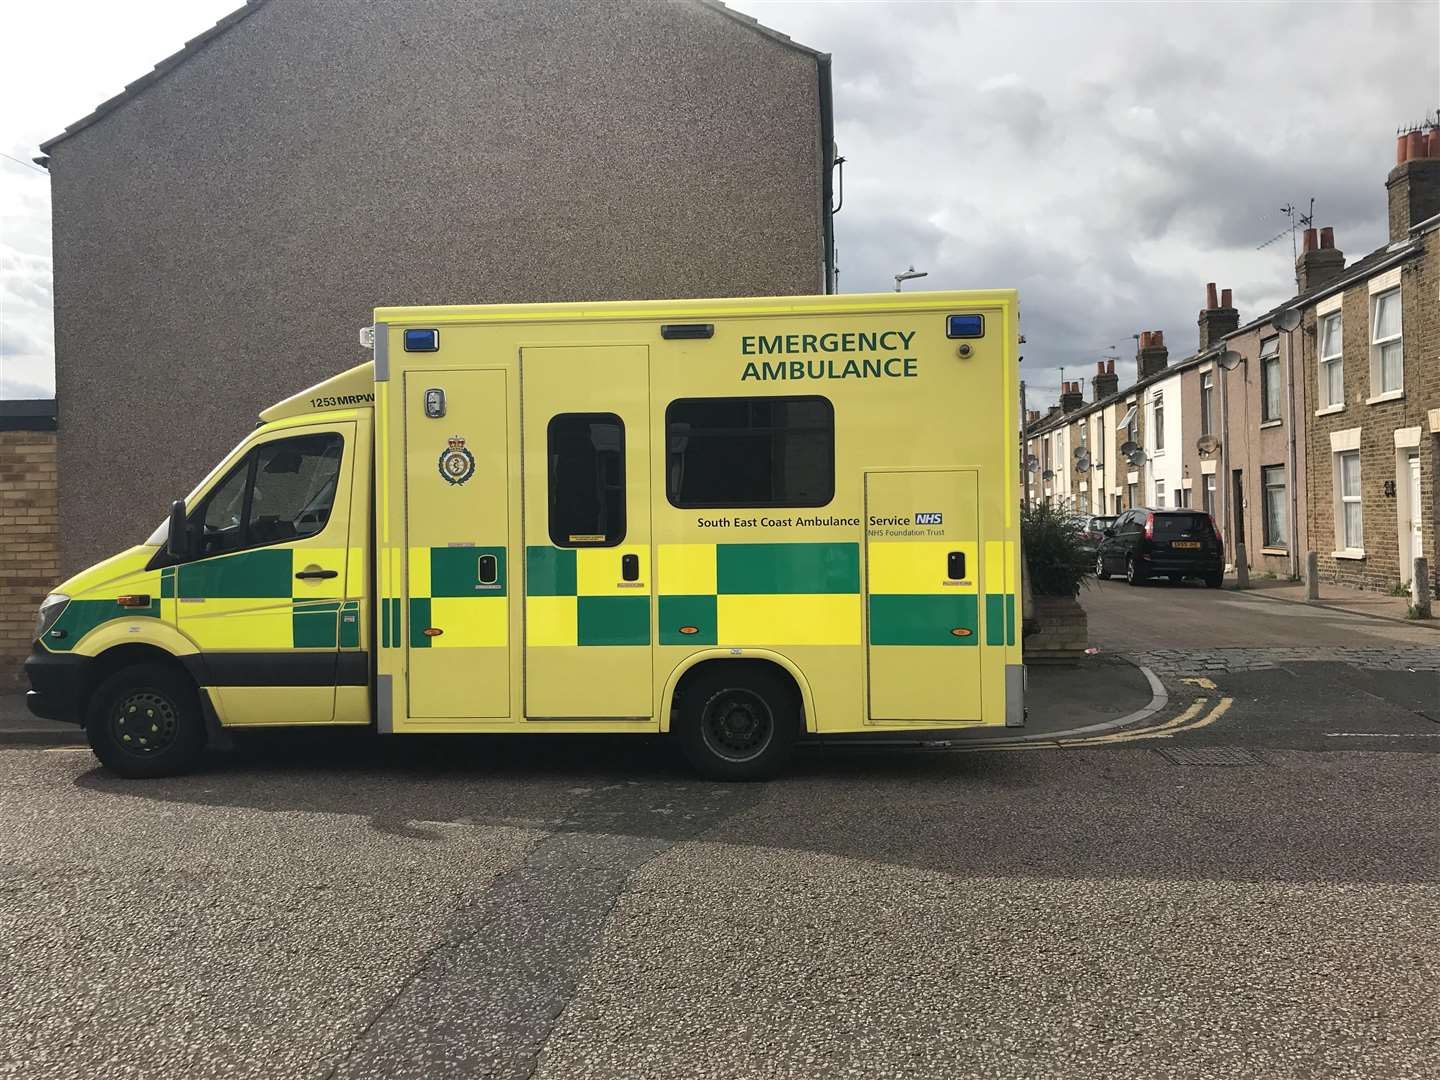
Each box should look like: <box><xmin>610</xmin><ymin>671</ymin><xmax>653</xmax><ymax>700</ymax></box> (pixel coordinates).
<box><xmin>1</xmin><ymin>429</ymin><xmax>59</xmax><ymax>688</ymax></box>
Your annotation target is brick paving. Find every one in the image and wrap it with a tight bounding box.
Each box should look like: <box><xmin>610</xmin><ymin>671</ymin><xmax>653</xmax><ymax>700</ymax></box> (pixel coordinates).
<box><xmin>1130</xmin><ymin>645</ymin><xmax>1440</xmax><ymax>676</ymax></box>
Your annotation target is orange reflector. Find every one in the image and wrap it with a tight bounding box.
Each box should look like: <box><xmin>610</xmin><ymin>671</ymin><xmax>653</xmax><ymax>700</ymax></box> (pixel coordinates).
<box><xmin>950</xmin><ymin>627</ymin><xmax>972</xmax><ymax>637</ymax></box>
<box><xmin>423</xmin><ymin>627</ymin><xmax>443</xmax><ymax>637</ymax></box>
<box><xmin>117</xmin><ymin>595</ymin><xmax>151</xmax><ymax>608</ymax></box>
<box><xmin>679</xmin><ymin>626</ymin><xmax>699</xmax><ymax>635</ymax></box>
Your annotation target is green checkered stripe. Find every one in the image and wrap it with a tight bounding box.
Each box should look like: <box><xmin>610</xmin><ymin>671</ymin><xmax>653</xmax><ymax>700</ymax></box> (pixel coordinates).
<box><xmin>400</xmin><ymin>546</ymin><xmax>507</xmax><ymax>650</ymax></box>
<box><xmin>167</xmin><ymin>549</ymin><xmax>358</xmax><ymax>649</ymax></box>
<box><xmin>659</xmin><ymin>542</ymin><xmax>860</xmax><ymax>646</ymax></box>
<box><xmin>527</xmin><ymin>546</ymin><xmax>650</xmax><ymax>646</ymax></box>
<box><xmin>45</xmin><ymin>597</ymin><xmax>161</xmax><ymax>651</ymax></box>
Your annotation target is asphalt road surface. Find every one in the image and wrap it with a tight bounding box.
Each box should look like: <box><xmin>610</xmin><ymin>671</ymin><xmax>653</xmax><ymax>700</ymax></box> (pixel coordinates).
<box><xmin>2</xmin><ymin>585</ymin><xmax>1437</xmax><ymax>1080</ymax></box>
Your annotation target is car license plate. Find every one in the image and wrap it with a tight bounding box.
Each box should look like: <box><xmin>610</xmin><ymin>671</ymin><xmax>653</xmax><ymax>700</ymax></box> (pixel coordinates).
<box><xmin>1172</xmin><ymin>541</ymin><xmax>1201</xmax><ymax>549</ymax></box>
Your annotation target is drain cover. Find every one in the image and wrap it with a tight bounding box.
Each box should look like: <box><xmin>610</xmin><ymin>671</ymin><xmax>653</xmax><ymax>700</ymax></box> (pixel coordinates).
<box><xmin>1155</xmin><ymin>746</ymin><xmax>1262</xmax><ymax>766</ymax></box>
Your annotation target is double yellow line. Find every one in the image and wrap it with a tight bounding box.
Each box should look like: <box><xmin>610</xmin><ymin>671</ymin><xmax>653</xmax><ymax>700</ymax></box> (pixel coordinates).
<box><xmin>1061</xmin><ymin>695</ymin><xmax>1233</xmax><ymax>747</ymax></box>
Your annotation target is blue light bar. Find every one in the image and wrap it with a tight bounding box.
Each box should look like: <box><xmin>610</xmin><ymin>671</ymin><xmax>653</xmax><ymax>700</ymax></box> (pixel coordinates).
<box><xmin>946</xmin><ymin>314</ymin><xmax>985</xmax><ymax>339</ymax></box>
<box><xmin>404</xmin><ymin>328</ymin><xmax>439</xmax><ymax>352</ymax></box>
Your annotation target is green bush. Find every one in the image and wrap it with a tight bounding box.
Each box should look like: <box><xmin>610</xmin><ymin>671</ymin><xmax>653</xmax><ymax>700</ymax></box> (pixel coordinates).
<box><xmin>1022</xmin><ymin>503</ymin><xmax>1091</xmax><ymax>598</ymax></box>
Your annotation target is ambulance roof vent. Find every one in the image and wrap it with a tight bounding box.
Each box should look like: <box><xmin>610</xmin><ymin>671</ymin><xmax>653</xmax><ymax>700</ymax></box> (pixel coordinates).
<box><xmin>660</xmin><ymin>323</ymin><xmax>715</xmax><ymax>340</ymax></box>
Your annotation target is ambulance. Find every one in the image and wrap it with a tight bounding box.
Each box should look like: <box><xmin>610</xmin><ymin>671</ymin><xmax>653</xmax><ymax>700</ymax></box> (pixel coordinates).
<box><xmin>25</xmin><ymin>291</ymin><xmax>1023</xmax><ymax>779</ymax></box>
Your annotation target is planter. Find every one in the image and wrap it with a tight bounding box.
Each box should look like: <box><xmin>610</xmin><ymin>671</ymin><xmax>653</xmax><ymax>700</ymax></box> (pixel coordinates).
<box><xmin>1024</xmin><ymin>593</ymin><xmax>1088</xmax><ymax>663</ymax></box>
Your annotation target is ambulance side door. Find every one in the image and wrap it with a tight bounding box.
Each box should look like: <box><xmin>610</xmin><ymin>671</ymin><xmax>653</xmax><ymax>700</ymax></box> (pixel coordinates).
<box><xmin>173</xmin><ymin>422</ymin><xmax>356</xmax><ymax>725</ymax></box>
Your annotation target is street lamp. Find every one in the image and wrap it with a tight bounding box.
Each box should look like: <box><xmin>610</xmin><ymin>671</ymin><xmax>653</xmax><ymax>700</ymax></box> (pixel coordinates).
<box><xmin>894</xmin><ymin>266</ymin><xmax>928</xmax><ymax>292</ymax></box>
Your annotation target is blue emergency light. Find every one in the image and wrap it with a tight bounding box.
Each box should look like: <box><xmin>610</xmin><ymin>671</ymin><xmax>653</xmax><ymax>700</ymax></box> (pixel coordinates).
<box><xmin>404</xmin><ymin>328</ymin><xmax>439</xmax><ymax>352</ymax></box>
<box><xmin>946</xmin><ymin>314</ymin><xmax>985</xmax><ymax>339</ymax></box>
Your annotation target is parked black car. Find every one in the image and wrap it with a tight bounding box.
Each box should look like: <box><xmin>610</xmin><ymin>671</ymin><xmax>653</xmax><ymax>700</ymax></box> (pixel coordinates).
<box><xmin>1094</xmin><ymin>508</ymin><xmax>1224</xmax><ymax>588</ymax></box>
<box><xmin>1078</xmin><ymin>514</ymin><xmax>1118</xmax><ymax>556</ymax></box>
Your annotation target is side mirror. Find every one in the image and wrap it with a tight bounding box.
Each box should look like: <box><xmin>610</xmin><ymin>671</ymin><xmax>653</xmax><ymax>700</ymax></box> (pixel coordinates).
<box><xmin>1103</xmin><ymin>528</ymin><xmax>1116</xmax><ymax>538</ymax></box>
<box><xmin>166</xmin><ymin>499</ymin><xmax>192</xmax><ymax>560</ymax></box>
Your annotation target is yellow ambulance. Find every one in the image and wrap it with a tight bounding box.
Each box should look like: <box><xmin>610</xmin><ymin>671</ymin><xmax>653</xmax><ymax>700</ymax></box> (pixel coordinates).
<box><xmin>26</xmin><ymin>291</ymin><xmax>1022</xmax><ymax>779</ymax></box>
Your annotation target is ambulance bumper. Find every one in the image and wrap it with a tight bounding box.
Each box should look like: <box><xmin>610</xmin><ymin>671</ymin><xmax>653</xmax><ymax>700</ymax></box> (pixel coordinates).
<box><xmin>24</xmin><ymin>648</ymin><xmax>91</xmax><ymax>725</ymax></box>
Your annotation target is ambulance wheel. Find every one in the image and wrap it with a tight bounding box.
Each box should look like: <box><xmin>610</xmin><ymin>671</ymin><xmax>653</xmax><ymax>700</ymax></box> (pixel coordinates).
<box><xmin>677</xmin><ymin>665</ymin><xmax>798</xmax><ymax>781</ymax></box>
<box><xmin>1094</xmin><ymin>554</ymin><xmax>1110</xmax><ymax>580</ymax></box>
<box><xmin>86</xmin><ymin>664</ymin><xmax>206</xmax><ymax>778</ymax></box>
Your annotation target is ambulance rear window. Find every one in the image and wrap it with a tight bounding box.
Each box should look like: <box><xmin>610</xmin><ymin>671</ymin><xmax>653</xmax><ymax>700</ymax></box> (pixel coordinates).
<box><xmin>665</xmin><ymin>396</ymin><xmax>834</xmax><ymax>509</ymax></box>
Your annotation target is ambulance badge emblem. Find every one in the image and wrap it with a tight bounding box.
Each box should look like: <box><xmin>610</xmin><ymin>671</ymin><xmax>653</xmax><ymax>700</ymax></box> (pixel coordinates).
<box><xmin>438</xmin><ymin>436</ymin><xmax>476</xmax><ymax>485</ymax></box>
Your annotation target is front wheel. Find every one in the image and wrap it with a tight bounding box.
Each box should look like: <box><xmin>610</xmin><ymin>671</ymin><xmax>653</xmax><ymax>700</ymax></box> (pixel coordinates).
<box><xmin>677</xmin><ymin>665</ymin><xmax>798</xmax><ymax>781</ymax></box>
<box><xmin>1094</xmin><ymin>553</ymin><xmax>1110</xmax><ymax>580</ymax></box>
<box><xmin>86</xmin><ymin>664</ymin><xmax>206</xmax><ymax>778</ymax></box>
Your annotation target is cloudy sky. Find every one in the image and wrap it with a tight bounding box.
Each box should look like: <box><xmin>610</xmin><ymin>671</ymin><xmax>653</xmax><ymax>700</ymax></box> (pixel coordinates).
<box><xmin>2</xmin><ymin>0</ymin><xmax>1437</xmax><ymax>403</ymax></box>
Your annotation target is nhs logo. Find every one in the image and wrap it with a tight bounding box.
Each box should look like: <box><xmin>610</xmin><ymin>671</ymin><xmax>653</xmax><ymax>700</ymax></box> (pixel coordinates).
<box><xmin>915</xmin><ymin>511</ymin><xmax>944</xmax><ymax>525</ymax></box>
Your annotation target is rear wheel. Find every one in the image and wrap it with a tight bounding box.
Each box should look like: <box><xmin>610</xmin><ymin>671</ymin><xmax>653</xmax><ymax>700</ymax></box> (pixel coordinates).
<box><xmin>86</xmin><ymin>664</ymin><xmax>206</xmax><ymax>778</ymax></box>
<box><xmin>1094</xmin><ymin>553</ymin><xmax>1110</xmax><ymax>580</ymax></box>
<box><xmin>1126</xmin><ymin>556</ymin><xmax>1146</xmax><ymax>587</ymax></box>
<box><xmin>1204</xmin><ymin>572</ymin><xmax>1224</xmax><ymax>589</ymax></box>
<box><xmin>676</xmin><ymin>665</ymin><xmax>798</xmax><ymax>781</ymax></box>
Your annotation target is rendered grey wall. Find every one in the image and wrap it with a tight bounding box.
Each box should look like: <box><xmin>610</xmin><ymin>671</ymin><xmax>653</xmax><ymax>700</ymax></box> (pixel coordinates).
<box><xmin>48</xmin><ymin>0</ymin><xmax>824</xmax><ymax>572</ymax></box>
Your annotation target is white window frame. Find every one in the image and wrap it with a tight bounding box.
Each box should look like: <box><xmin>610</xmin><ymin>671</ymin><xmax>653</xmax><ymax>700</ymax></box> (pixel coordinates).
<box><xmin>1259</xmin><ymin>337</ymin><xmax>1282</xmax><ymax>423</ymax></box>
<box><xmin>1151</xmin><ymin>392</ymin><xmax>1165</xmax><ymax>453</ymax></box>
<box><xmin>1368</xmin><ymin>287</ymin><xmax>1402</xmax><ymax>400</ymax></box>
<box><xmin>1200</xmin><ymin>372</ymin><xmax>1214</xmax><ymax>435</ymax></box>
<box><xmin>1155</xmin><ymin>479</ymin><xmax>1166</xmax><ymax>509</ymax></box>
<box><xmin>1202</xmin><ymin>474</ymin><xmax>1216</xmax><ymax>517</ymax></box>
<box><xmin>1334</xmin><ymin>449</ymin><xmax>1363</xmax><ymax>556</ymax></box>
<box><xmin>1317</xmin><ymin>311</ymin><xmax>1344</xmax><ymax>411</ymax></box>
<box><xmin>1261</xmin><ymin>465</ymin><xmax>1287</xmax><ymax>550</ymax></box>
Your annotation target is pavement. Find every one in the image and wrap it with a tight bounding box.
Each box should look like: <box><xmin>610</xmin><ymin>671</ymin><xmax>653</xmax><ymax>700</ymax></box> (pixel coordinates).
<box><xmin>2</xmin><ymin>587</ymin><xmax>1438</xmax><ymax>1080</ymax></box>
<box><xmin>1238</xmin><ymin>573</ymin><xmax>1438</xmax><ymax>627</ymax></box>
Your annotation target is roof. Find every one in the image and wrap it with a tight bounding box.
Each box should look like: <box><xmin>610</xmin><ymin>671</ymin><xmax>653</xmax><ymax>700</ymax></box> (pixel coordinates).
<box><xmin>39</xmin><ymin>0</ymin><xmax>828</xmax><ymax>156</ymax></box>
<box><xmin>0</xmin><ymin>399</ymin><xmax>58</xmax><ymax>431</ymax></box>
<box><xmin>1025</xmin><ymin>232</ymin><xmax>1428</xmax><ymax>441</ymax></box>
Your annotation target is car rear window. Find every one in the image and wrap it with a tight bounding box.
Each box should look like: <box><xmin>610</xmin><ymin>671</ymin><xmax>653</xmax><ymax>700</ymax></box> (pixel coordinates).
<box><xmin>1153</xmin><ymin>513</ymin><xmax>1212</xmax><ymax>537</ymax></box>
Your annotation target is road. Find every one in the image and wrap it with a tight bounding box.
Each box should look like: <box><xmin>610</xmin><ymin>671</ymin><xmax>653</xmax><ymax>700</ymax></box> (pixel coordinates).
<box><xmin>1</xmin><ymin>585</ymin><xmax>1437</xmax><ymax>1080</ymax></box>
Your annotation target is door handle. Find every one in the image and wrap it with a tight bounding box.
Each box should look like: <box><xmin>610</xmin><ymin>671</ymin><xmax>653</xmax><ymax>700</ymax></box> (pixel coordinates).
<box><xmin>295</xmin><ymin>567</ymin><xmax>339</xmax><ymax>580</ymax></box>
<box><xmin>478</xmin><ymin>554</ymin><xmax>498</xmax><ymax>585</ymax></box>
<box><xmin>621</xmin><ymin>553</ymin><xmax>640</xmax><ymax>582</ymax></box>
<box><xmin>947</xmin><ymin>551</ymin><xmax>966</xmax><ymax>580</ymax></box>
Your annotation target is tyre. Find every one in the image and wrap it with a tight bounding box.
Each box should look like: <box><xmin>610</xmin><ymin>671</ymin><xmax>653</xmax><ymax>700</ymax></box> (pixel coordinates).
<box><xmin>676</xmin><ymin>665</ymin><xmax>798</xmax><ymax>781</ymax></box>
<box><xmin>1204</xmin><ymin>572</ymin><xmax>1224</xmax><ymax>589</ymax></box>
<box><xmin>86</xmin><ymin>663</ymin><xmax>206</xmax><ymax>778</ymax></box>
<box><xmin>1094</xmin><ymin>553</ymin><xmax>1110</xmax><ymax>580</ymax></box>
<box><xmin>1126</xmin><ymin>556</ymin><xmax>1146</xmax><ymax>587</ymax></box>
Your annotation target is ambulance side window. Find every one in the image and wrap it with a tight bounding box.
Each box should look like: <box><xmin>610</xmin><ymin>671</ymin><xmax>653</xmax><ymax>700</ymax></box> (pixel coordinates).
<box><xmin>186</xmin><ymin>433</ymin><xmax>344</xmax><ymax>559</ymax></box>
<box><xmin>665</xmin><ymin>396</ymin><xmax>834</xmax><ymax>508</ymax></box>
<box><xmin>547</xmin><ymin>413</ymin><xmax>625</xmax><ymax>547</ymax></box>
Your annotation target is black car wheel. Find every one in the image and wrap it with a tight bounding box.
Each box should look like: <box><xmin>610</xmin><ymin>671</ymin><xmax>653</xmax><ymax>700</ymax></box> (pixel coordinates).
<box><xmin>1095</xmin><ymin>553</ymin><xmax>1110</xmax><ymax>580</ymax></box>
<box><xmin>1126</xmin><ymin>556</ymin><xmax>1146</xmax><ymax>587</ymax></box>
<box><xmin>1205</xmin><ymin>572</ymin><xmax>1224</xmax><ymax>589</ymax></box>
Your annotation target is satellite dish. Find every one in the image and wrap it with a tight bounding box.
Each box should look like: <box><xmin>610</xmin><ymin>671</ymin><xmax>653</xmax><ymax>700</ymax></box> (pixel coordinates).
<box><xmin>1041</xmin><ymin>469</ymin><xmax>1054</xmax><ymax>480</ymax></box>
<box><xmin>1025</xmin><ymin>454</ymin><xmax>1039</xmax><ymax>472</ymax></box>
<box><xmin>1272</xmin><ymin>308</ymin><xmax>1301</xmax><ymax>333</ymax></box>
<box><xmin>1120</xmin><ymin>440</ymin><xmax>1138</xmax><ymax>456</ymax></box>
<box><xmin>1127</xmin><ymin>449</ymin><xmax>1149</xmax><ymax>467</ymax></box>
<box><xmin>1219</xmin><ymin>350</ymin><xmax>1243</xmax><ymax>371</ymax></box>
<box><xmin>1076</xmin><ymin>459</ymin><xmax>1091</xmax><ymax>474</ymax></box>
<box><xmin>1073</xmin><ymin>446</ymin><xmax>1088</xmax><ymax>460</ymax></box>
<box><xmin>1196</xmin><ymin>434</ymin><xmax>1220</xmax><ymax>456</ymax></box>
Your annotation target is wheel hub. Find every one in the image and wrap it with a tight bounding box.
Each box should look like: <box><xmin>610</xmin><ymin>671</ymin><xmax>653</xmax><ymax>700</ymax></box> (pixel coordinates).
<box><xmin>110</xmin><ymin>690</ymin><xmax>179</xmax><ymax>757</ymax></box>
<box><xmin>700</xmin><ymin>689</ymin><xmax>774</xmax><ymax>763</ymax></box>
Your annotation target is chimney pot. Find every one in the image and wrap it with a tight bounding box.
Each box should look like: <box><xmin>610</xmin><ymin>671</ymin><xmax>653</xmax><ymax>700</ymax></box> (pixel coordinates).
<box><xmin>1302</xmin><ymin>227</ymin><xmax>1318</xmax><ymax>253</ymax></box>
<box><xmin>1153</xmin><ymin>330</ymin><xmax>1165</xmax><ymax>347</ymax></box>
<box><xmin>1398</xmin><ymin>132</ymin><xmax>1411</xmax><ymax>164</ymax></box>
<box><xmin>1428</xmin><ymin>128</ymin><xmax>1440</xmax><ymax>158</ymax></box>
<box><xmin>1097</xmin><ymin>361</ymin><xmax>1105</xmax><ymax>374</ymax></box>
<box><xmin>1107</xmin><ymin>359</ymin><xmax>1115</xmax><ymax>374</ymax></box>
<box><xmin>1408</xmin><ymin>130</ymin><xmax>1425</xmax><ymax>161</ymax></box>
<box><xmin>1221</xmin><ymin>288</ymin><xmax>1233</xmax><ymax>309</ymax></box>
<box><xmin>1320</xmin><ymin>226</ymin><xmax>1335</xmax><ymax>249</ymax></box>
<box><xmin>1206</xmin><ymin>282</ymin><xmax>1219</xmax><ymax>310</ymax></box>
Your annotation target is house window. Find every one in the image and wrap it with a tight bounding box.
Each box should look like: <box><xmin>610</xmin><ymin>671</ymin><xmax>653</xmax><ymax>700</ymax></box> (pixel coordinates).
<box><xmin>1155</xmin><ymin>480</ymin><xmax>1166</xmax><ymax>508</ymax></box>
<box><xmin>1260</xmin><ymin>337</ymin><xmax>1281</xmax><ymax>422</ymax></box>
<box><xmin>1203</xmin><ymin>474</ymin><xmax>1216</xmax><ymax>517</ymax></box>
<box><xmin>1176</xmin><ymin>486</ymin><xmax>1191</xmax><ymax>508</ymax></box>
<box><xmin>1126</xmin><ymin>482</ymin><xmax>1137</xmax><ymax>508</ymax></box>
<box><xmin>1336</xmin><ymin>450</ymin><xmax>1363</xmax><ymax>552</ymax></box>
<box><xmin>1200</xmin><ymin>373</ymin><xmax>1214</xmax><ymax>435</ymax></box>
<box><xmin>1262</xmin><ymin>465</ymin><xmax>1287</xmax><ymax>549</ymax></box>
<box><xmin>1318</xmin><ymin>312</ymin><xmax>1343</xmax><ymax>408</ymax></box>
<box><xmin>1151</xmin><ymin>394</ymin><xmax>1165</xmax><ymax>452</ymax></box>
<box><xmin>1370</xmin><ymin>288</ymin><xmax>1402</xmax><ymax>395</ymax></box>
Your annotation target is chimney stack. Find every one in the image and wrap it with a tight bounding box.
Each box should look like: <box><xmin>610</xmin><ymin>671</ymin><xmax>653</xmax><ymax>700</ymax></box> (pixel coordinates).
<box><xmin>1296</xmin><ymin>224</ymin><xmax>1346</xmax><ymax>293</ymax></box>
<box><xmin>1060</xmin><ymin>381</ymin><xmax>1084</xmax><ymax>413</ymax></box>
<box><xmin>1137</xmin><ymin>329</ymin><xmax>1169</xmax><ymax>379</ymax></box>
<box><xmin>1388</xmin><ymin>124</ymin><xmax>1440</xmax><ymax>242</ymax></box>
<box><xmin>1091</xmin><ymin>359</ymin><xmax>1119</xmax><ymax>401</ymax></box>
<box><xmin>1198</xmin><ymin>282</ymin><xmax>1239</xmax><ymax>350</ymax></box>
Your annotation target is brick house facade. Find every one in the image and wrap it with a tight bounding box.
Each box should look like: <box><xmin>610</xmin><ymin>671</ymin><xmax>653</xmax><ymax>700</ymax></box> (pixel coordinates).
<box><xmin>1</xmin><ymin>403</ymin><xmax>59</xmax><ymax>688</ymax></box>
